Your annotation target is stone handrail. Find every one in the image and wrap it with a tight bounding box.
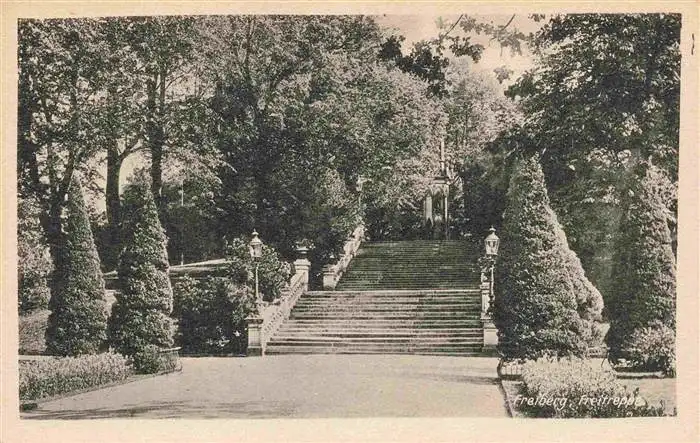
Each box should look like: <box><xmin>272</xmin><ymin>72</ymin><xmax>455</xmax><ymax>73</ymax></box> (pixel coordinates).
<box><xmin>322</xmin><ymin>225</ymin><xmax>365</xmax><ymax>290</ymax></box>
<box><xmin>247</xmin><ymin>225</ymin><xmax>364</xmax><ymax>355</ymax></box>
<box><xmin>260</xmin><ymin>265</ymin><xmax>308</xmax><ymax>347</ymax></box>
<box><xmin>247</xmin><ymin>249</ymin><xmax>311</xmax><ymax>356</ymax></box>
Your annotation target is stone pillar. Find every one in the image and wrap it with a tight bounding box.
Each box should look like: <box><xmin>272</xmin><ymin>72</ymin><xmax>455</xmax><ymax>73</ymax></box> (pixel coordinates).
<box><xmin>480</xmin><ymin>260</ymin><xmax>498</xmax><ymax>354</ymax></box>
<box><xmin>423</xmin><ymin>193</ymin><xmax>433</xmax><ymax>223</ymax></box>
<box><xmin>294</xmin><ymin>246</ymin><xmax>311</xmax><ymax>292</ymax></box>
<box><xmin>246</xmin><ymin>315</ymin><xmax>264</xmax><ymax>356</ymax></box>
<box><xmin>322</xmin><ymin>264</ymin><xmax>337</xmax><ymax>290</ymax></box>
<box><xmin>481</xmin><ymin>317</ymin><xmax>498</xmax><ymax>354</ymax></box>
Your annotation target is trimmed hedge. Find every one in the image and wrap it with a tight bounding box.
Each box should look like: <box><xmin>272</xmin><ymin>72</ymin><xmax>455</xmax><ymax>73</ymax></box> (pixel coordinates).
<box><xmin>623</xmin><ymin>321</ymin><xmax>676</xmax><ymax>376</ymax></box>
<box><xmin>46</xmin><ymin>179</ymin><xmax>108</xmax><ymax>356</ymax></box>
<box><xmin>19</xmin><ymin>353</ymin><xmax>130</xmax><ymax>401</ymax></box>
<box><xmin>493</xmin><ymin>156</ymin><xmax>602</xmax><ymax>360</ymax></box>
<box><xmin>517</xmin><ymin>357</ymin><xmax>672</xmax><ymax>418</ymax></box>
<box><xmin>607</xmin><ymin>163</ymin><xmax>676</xmax><ymax>371</ymax></box>
<box><xmin>108</xmin><ymin>182</ymin><xmax>174</xmax><ymax>356</ymax></box>
<box><xmin>131</xmin><ymin>344</ymin><xmax>180</xmax><ymax>374</ymax></box>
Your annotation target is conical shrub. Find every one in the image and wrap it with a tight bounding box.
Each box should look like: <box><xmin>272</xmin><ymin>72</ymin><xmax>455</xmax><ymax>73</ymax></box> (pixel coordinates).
<box><xmin>45</xmin><ymin>179</ymin><xmax>108</xmax><ymax>356</ymax></box>
<box><xmin>108</xmin><ymin>182</ymin><xmax>174</xmax><ymax>356</ymax></box>
<box><xmin>493</xmin><ymin>155</ymin><xmax>602</xmax><ymax>360</ymax></box>
<box><xmin>606</xmin><ymin>163</ymin><xmax>676</xmax><ymax>368</ymax></box>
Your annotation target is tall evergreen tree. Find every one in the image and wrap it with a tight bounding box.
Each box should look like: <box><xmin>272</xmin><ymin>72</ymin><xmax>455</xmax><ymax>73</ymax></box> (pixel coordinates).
<box><xmin>493</xmin><ymin>155</ymin><xmax>602</xmax><ymax>360</ymax></box>
<box><xmin>606</xmin><ymin>163</ymin><xmax>676</xmax><ymax>364</ymax></box>
<box><xmin>108</xmin><ymin>182</ymin><xmax>174</xmax><ymax>355</ymax></box>
<box><xmin>45</xmin><ymin>178</ymin><xmax>108</xmax><ymax>356</ymax></box>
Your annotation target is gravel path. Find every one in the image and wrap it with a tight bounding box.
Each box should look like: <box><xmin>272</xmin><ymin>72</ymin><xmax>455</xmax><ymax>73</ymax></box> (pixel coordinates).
<box><xmin>22</xmin><ymin>355</ymin><xmax>507</xmax><ymax>419</ymax></box>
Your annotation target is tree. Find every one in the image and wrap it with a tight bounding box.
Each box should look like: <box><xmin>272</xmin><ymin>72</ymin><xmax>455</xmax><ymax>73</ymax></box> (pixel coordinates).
<box><xmin>198</xmin><ymin>15</ymin><xmax>448</xmax><ymax>261</ymax></box>
<box><xmin>504</xmin><ymin>13</ymin><xmax>680</xmax><ymax>299</ymax></box>
<box><xmin>108</xmin><ymin>181</ymin><xmax>174</xmax><ymax>356</ymax></box>
<box><xmin>493</xmin><ymin>156</ymin><xmax>601</xmax><ymax>360</ymax></box>
<box><xmin>606</xmin><ymin>163</ymin><xmax>676</xmax><ymax>366</ymax></box>
<box><xmin>18</xmin><ymin>195</ymin><xmax>53</xmax><ymax>313</ymax></box>
<box><xmin>18</xmin><ymin>18</ymin><xmax>111</xmax><ymax>268</ymax></box>
<box><xmin>45</xmin><ymin>179</ymin><xmax>108</xmax><ymax>356</ymax></box>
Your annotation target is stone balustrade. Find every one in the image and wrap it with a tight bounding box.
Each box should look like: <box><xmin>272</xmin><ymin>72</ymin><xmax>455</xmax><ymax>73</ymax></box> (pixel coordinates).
<box><xmin>322</xmin><ymin>225</ymin><xmax>365</xmax><ymax>290</ymax></box>
<box><xmin>247</xmin><ymin>249</ymin><xmax>310</xmax><ymax>356</ymax></box>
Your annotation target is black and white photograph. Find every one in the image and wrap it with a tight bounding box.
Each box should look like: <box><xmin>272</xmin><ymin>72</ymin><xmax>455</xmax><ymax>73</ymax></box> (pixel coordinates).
<box><xmin>2</xmin><ymin>1</ymin><xmax>698</xmax><ymax>441</ymax></box>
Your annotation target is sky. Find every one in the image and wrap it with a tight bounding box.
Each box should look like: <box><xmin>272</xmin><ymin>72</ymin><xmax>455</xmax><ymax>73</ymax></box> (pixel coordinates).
<box><xmin>375</xmin><ymin>14</ymin><xmax>542</xmax><ymax>86</ymax></box>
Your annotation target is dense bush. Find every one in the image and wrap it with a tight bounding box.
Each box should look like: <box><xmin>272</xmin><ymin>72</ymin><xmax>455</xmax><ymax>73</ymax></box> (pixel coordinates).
<box><xmin>45</xmin><ymin>179</ymin><xmax>108</xmax><ymax>356</ymax></box>
<box><xmin>517</xmin><ymin>357</ymin><xmax>671</xmax><ymax>418</ymax></box>
<box><xmin>493</xmin><ymin>156</ymin><xmax>602</xmax><ymax>360</ymax></box>
<box><xmin>18</xmin><ymin>195</ymin><xmax>52</xmax><ymax>313</ymax></box>
<box><xmin>554</xmin><ymin>215</ymin><xmax>605</xmax><ymax>348</ymax></box>
<box><xmin>607</xmin><ymin>164</ymin><xmax>676</xmax><ymax>370</ymax></box>
<box><xmin>225</xmin><ymin>238</ymin><xmax>291</xmax><ymax>303</ymax></box>
<box><xmin>623</xmin><ymin>321</ymin><xmax>676</xmax><ymax>376</ymax></box>
<box><xmin>108</xmin><ymin>182</ymin><xmax>174</xmax><ymax>356</ymax></box>
<box><xmin>19</xmin><ymin>352</ymin><xmax>130</xmax><ymax>401</ymax></box>
<box><xmin>173</xmin><ymin>276</ymin><xmax>253</xmax><ymax>354</ymax></box>
<box><xmin>130</xmin><ymin>344</ymin><xmax>180</xmax><ymax>374</ymax></box>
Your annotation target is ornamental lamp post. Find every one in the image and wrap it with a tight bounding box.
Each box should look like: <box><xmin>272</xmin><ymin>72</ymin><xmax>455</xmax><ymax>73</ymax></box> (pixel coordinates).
<box><xmin>249</xmin><ymin>230</ymin><xmax>263</xmax><ymax>308</ymax></box>
<box><xmin>484</xmin><ymin>227</ymin><xmax>499</xmax><ymax>313</ymax></box>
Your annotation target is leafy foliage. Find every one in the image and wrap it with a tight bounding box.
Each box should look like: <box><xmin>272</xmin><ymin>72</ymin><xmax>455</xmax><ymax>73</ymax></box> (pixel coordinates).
<box><xmin>225</xmin><ymin>238</ymin><xmax>291</xmax><ymax>303</ymax></box>
<box><xmin>108</xmin><ymin>182</ymin><xmax>174</xmax><ymax>356</ymax></box>
<box><xmin>130</xmin><ymin>344</ymin><xmax>180</xmax><ymax>374</ymax></box>
<box><xmin>623</xmin><ymin>321</ymin><xmax>675</xmax><ymax>376</ymax></box>
<box><xmin>493</xmin><ymin>156</ymin><xmax>601</xmax><ymax>360</ymax></box>
<box><xmin>45</xmin><ymin>179</ymin><xmax>108</xmax><ymax>356</ymax></box>
<box><xmin>172</xmin><ymin>276</ymin><xmax>253</xmax><ymax>354</ymax></box>
<box><xmin>18</xmin><ymin>195</ymin><xmax>52</xmax><ymax>313</ymax></box>
<box><xmin>606</xmin><ymin>164</ymin><xmax>676</xmax><ymax>368</ymax></box>
<box><xmin>503</xmin><ymin>13</ymin><xmax>680</xmax><ymax>301</ymax></box>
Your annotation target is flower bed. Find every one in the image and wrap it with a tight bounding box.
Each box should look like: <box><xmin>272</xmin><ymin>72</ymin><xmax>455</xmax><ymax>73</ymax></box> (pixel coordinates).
<box><xmin>510</xmin><ymin>357</ymin><xmax>673</xmax><ymax>418</ymax></box>
<box><xmin>19</xmin><ymin>352</ymin><xmax>131</xmax><ymax>401</ymax></box>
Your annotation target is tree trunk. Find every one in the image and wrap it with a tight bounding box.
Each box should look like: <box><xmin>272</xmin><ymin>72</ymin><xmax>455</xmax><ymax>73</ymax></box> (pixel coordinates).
<box><xmin>146</xmin><ymin>72</ymin><xmax>165</xmax><ymax>213</ymax></box>
<box><xmin>103</xmin><ymin>141</ymin><xmax>123</xmax><ymax>270</ymax></box>
<box><xmin>106</xmin><ymin>141</ymin><xmax>122</xmax><ymax>229</ymax></box>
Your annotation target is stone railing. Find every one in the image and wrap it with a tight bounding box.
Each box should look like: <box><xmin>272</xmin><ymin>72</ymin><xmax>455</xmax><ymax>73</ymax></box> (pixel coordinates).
<box><xmin>322</xmin><ymin>225</ymin><xmax>365</xmax><ymax>290</ymax></box>
<box><xmin>260</xmin><ymin>256</ymin><xmax>310</xmax><ymax>348</ymax></box>
<box><xmin>247</xmin><ymin>247</ymin><xmax>311</xmax><ymax>356</ymax></box>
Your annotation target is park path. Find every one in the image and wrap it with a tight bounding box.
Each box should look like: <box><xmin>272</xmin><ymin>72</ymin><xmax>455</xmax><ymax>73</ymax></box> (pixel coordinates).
<box><xmin>22</xmin><ymin>355</ymin><xmax>507</xmax><ymax>419</ymax></box>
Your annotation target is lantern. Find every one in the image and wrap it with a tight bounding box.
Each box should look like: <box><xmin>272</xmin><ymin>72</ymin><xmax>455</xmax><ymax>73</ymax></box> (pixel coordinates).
<box><xmin>249</xmin><ymin>230</ymin><xmax>263</xmax><ymax>260</ymax></box>
<box><xmin>485</xmin><ymin>227</ymin><xmax>500</xmax><ymax>257</ymax></box>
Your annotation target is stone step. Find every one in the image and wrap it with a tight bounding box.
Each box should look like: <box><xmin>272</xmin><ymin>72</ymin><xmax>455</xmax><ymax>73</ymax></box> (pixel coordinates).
<box><xmin>282</xmin><ymin>319</ymin><xmax>484</xmax><ymax>326</ymax></box>
<box><xmin>265</xmin><ymin>347</ymin><xmax>483</xmax><ymax>356</ymax></box>
<box><xmin>335</xmin><ymin>284</ymin><xmax>479</xmax><ymax>290</ymax></box>
<box><xmin>290</xmin><ymin>313</ymin><xmax>482</xmax><ymax>320</ymax></box>
<box><xmin>296</xmin><ymin>296</ymin><xmax>480</xmax><ymax>302</ymax></box>
<box><xmin>267</xmin><ymin>240</ymin><xmax>486</xmax><ymax>356</ymax></box>
<box><xmin>273</xmin><ymin>331</ymin><xmax>484</xmax><ymax>339</ymax></box>
<box><xmin>292</xmin><ymin>303</ymin><xmax>481</xmax><ymax>310</ymax></box>
<box><xmin>306</xmin><ymin>289</ymin><xmax>481</xmax><ymax>296</ymax></box>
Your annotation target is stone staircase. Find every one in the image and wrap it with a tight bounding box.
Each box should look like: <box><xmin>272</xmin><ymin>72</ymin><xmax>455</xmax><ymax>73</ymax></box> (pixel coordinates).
<box><xmin>265</xmin><ymin>240</ymin><xmax>484</xmax><ymax>356</ymax></box>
